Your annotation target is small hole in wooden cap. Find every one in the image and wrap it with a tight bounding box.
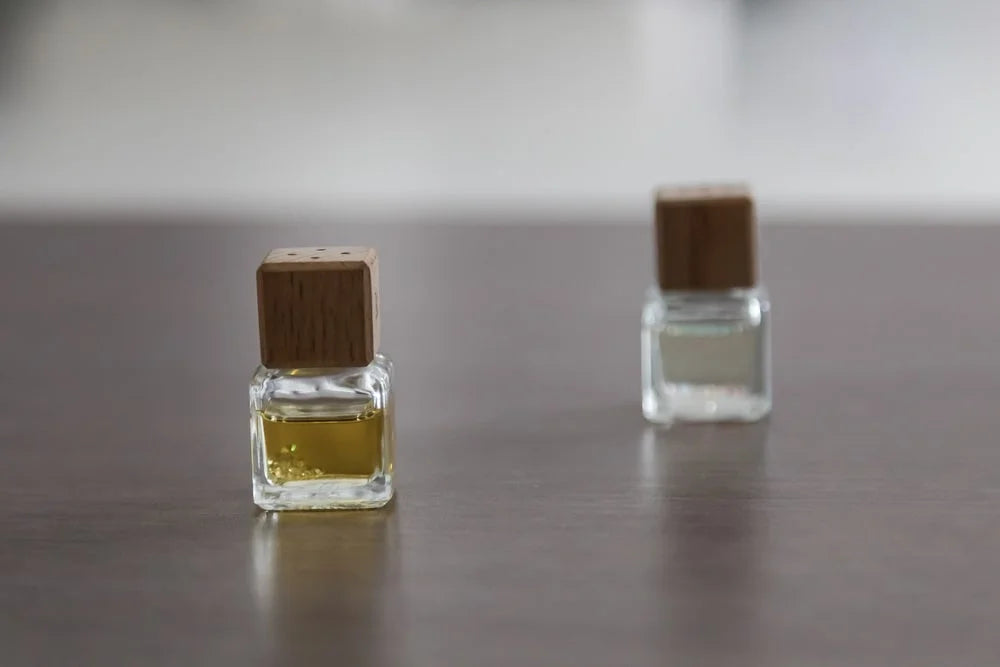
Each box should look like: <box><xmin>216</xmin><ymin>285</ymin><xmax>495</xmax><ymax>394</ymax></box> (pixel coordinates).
<box><xmin>316</xmin><ymin>248</ymin><xmax>326</xmax><ymax>251</ymax></box>
<box><xmin>310</xmin><ymin>256</ymin><xmax>320</xmax><ymax>260</ymax></box>
<box><xmin>287</xmin><ymin>252</ymin><xmax>297</xmax><ymax>256</ymax></box>
<box><xmin>340</xmin><ymin>251</ymin><xmax>350</xmax><ymax>255</ymax></box>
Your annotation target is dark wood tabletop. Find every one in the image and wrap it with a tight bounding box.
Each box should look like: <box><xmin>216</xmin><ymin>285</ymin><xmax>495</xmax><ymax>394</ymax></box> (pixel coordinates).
<box><xmin>2</xmin><ymin>219</ymin><xmax>999</xmax><ymax>666</ymax></box>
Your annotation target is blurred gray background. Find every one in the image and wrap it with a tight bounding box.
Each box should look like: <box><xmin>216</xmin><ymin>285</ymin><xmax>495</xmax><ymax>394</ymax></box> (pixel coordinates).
<box><xmin>1</xmin><ymin>0</ymin><xmax>997</xmax><ymax>222</ymax></box>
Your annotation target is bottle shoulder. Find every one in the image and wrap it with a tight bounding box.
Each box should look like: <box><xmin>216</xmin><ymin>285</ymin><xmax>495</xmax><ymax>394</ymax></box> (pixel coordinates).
<box><xmin>250</xmin><ymin>353</ymin><xmax>393</xmax><ymax>418</ymax></box>
<box><xmin>372</xmin><ymin>352</ymin><xmax>394</xmax><ymax>379</ymax></box>
<box><xmin>644</xmin><ymin>284</ymin><xmax>768</xmax><ymax>302</ymax></box>
<box><xmin>643</xmin><ymin>285</ymin><xmax>769</xmax><ymax>325</ymax></box>
<box><xmin>252</xmin><ymin>353</ymin><xmax>393</xmax><ymax>385</ymax></box>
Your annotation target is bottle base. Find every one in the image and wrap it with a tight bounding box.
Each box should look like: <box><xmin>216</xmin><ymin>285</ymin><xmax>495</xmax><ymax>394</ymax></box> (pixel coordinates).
<box><xmin>253</xmin><ymin>475</ymin><xmax>393</xmax><ymax>511</ymax></box>
<box><xmin>643</xmin><ymin>384</ymin><xmax>770</xmax><ymax>424</ymax></box>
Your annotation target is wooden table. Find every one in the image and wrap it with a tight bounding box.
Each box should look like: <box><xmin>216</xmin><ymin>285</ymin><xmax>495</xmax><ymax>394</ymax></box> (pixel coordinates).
<box><xmin>2</xmin><ymin>221</ymin><xmax>999</xmax><ymax>666</ymax></box>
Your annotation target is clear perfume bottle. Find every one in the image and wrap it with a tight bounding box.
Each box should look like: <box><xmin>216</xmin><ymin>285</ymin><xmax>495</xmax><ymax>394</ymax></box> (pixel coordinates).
<box><xmin>251</xmin><ymin>247</ymin><xmax>394</xmax><ymax>510</ymax></box>
<box><xmin>641</xmin><ymin>185</ymin><xmax>771</xmax><ymax>424</ymax></box>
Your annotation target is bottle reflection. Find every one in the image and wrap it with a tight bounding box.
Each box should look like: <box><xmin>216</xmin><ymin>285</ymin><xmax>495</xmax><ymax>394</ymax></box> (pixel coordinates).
<box><xmin>252</xmin><ymin>508</ymin><xmax>399</xmax><ymax>663</ymax></box>
<box><xmin>642</xmin><ymin>424</ymin><xmax>769</xmax><ymax>660</ymax></box>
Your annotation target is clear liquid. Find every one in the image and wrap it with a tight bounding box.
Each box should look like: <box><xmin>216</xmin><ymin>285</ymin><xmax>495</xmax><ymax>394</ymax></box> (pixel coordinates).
<box><xmin>656</xmin><ymin>321</ymin><xmax>763</xmax><ymax>389</ymax></box>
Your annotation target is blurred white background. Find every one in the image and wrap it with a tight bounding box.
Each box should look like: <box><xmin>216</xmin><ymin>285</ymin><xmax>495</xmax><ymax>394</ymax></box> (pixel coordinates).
<box><xmin>1</xmin><ymin>0</ymin><xmax>998</xmax><ymax>222</ymax></box>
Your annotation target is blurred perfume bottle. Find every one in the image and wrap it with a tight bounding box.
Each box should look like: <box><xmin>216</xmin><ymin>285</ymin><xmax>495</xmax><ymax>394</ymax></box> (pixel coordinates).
<box><xmin>641</xmin><ymin>186</ymin><xmax>771</xmax><ymax>424</ymax></box>
<box><xmin>251</xmin><ymin>247</ymin><xmax>395</xmax><ymax>510</ymax></box>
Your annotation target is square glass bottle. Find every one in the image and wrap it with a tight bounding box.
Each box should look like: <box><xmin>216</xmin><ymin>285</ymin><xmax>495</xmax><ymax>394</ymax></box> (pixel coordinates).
<box><xmin>251</xmin><ymin>247</ymin><xmax>394</xmax><ymax>510</ymax></box>
<box><xmin>641</xmin><ymin>186</ymin><xmax>772</xmax><ymax>424</ymax></box>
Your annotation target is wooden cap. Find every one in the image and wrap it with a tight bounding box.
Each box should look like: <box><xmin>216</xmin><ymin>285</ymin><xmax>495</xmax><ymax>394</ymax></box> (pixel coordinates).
<box><xmin>654</xmin><ymin>184</ymin><xmax>757</xmax><ymax>290</ymax></box>
<box><xmin>256</xmin><ymin>247</ymin><xmax>380</xmax><ymax>368</ymax></box>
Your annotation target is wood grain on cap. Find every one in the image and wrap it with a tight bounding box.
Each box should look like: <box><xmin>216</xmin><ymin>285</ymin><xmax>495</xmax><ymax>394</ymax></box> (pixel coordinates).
<box><xmin>654</xmin><ymin>184</ymin><xmax>757</xmax><ymax>290</ymax></box>
<box><xmin>256</xmin><ymin>246</ymin><xmax>379</xmax><ymax>368</ymax></box>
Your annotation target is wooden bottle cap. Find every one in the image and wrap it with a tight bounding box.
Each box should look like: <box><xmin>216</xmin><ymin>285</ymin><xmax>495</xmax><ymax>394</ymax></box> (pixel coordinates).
<box><xmin>654</xmin><ymin>184</ymin><xmax>758</xmax><ymax>290</ymax></box>
<box><xmin>256</xmin><ymin>247</ymin><xmax>380</xmax><ymax>368</ymax></box>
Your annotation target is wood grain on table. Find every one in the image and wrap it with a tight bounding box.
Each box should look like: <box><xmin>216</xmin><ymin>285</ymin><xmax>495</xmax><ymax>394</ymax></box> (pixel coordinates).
<box><xmin>1</xmin><ymin>221</ymin><xmax>999</xmax><ymax>666</ymax></box>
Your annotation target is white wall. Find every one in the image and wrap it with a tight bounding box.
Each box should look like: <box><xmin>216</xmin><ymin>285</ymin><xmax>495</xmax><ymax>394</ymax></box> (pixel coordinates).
<box><xmin>1</xmin><ymin>0</ymin><xmax>998</xmax><ymax>221</ymax></box>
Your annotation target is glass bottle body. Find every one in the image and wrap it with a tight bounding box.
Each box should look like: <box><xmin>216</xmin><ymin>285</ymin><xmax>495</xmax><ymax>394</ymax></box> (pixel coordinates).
<box><xmin>250</xmin><ymin>353</ymin><xmax>395</xmax><ymax>510</ymax></box>
<box><xmin>642</xmin><ymin>287</ymin><xmax>771</xmax><ymax>424</ymax></box>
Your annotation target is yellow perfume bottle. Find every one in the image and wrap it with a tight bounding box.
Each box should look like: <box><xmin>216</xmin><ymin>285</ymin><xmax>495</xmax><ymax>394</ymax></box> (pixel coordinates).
<box><xmin>250</xmin><ymin>247</ymin><xmax>394</xmax><ymax>510</ymax></box>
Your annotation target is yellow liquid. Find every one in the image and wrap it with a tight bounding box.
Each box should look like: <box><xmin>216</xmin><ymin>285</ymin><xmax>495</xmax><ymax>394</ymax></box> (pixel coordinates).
<box><xmin>260</xmin><ymin>408</ymin><xmax>384</xmax><ymax>483</ymax></box>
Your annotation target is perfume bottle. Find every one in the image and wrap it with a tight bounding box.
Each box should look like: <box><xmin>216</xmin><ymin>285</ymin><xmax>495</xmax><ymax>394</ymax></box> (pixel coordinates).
<box><xmin>250</xmin><ymin>247</ymin><xmax>394</xmax><ymax>510</ymax></box>
<box><xmin>641</xmin><ymin>185</ymin><xmax>771</xmax><ymax>424</ymax></box>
